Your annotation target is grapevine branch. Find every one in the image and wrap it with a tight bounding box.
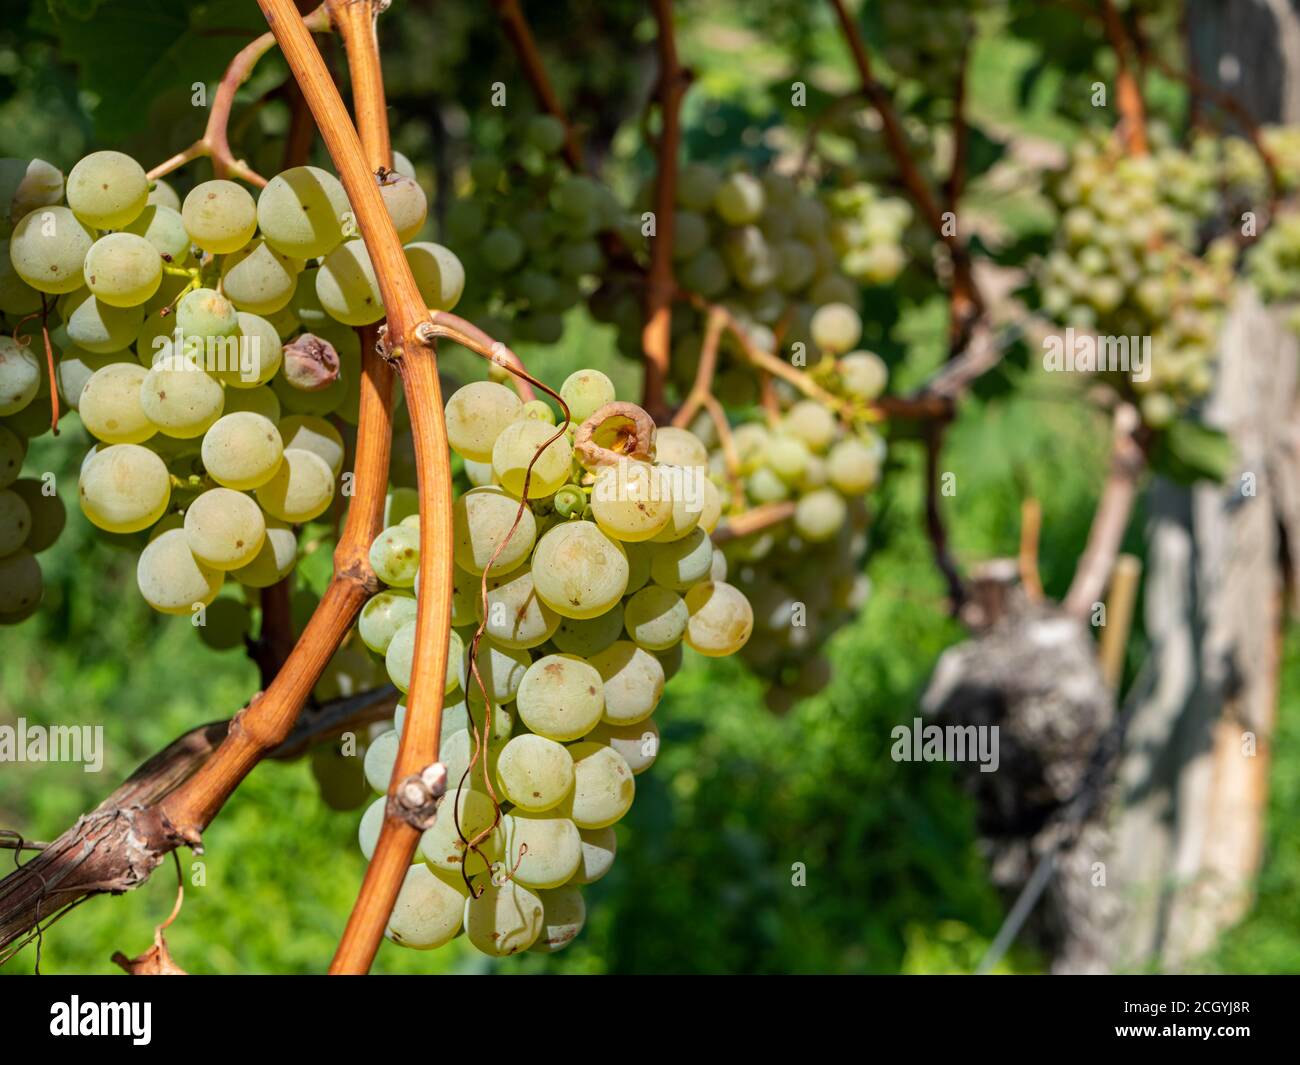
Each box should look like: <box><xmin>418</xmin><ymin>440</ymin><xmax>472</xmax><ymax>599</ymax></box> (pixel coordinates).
<box><xmin>491</xmin><ymin>0</ymin><xmax>584</xmax><ymax>171</ymax></box>
<box><xmin>255</xmin><ymin>0</ymin><xmax>456</xmax><ymax>976</ymax></box>
<box><xmin>0</xmin><ymin>687</ymin><xmax>397</xmax><ymax>961</ymax></box>
<box><xmin>1062</xmin><ymin>403</ymin><xmax>1148</xmax><ymax>619</ymax></box>
<box><xmin>147</xmin><ymin>5</ymin><xmax>332</xmax><ymax>186</ymax></box>
<box><xmin>642</xmin><ymin>0</ymin><xmax>688</xmax><ymax>420</ymax></box>
<box><xmin>1098</xmin><ymin>0</ymin><xmax>1149</xmax><ymax>156</ymax></box>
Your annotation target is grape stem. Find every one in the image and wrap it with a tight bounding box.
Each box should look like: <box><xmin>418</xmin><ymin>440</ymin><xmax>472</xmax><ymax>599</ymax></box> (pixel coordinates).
<box><xmin>641</xmin><ymin>0</ymin><xmax>689</xmax><ymax>422</ymax></box>
<box><xmin>490</xmin><ymin>0</ymin><xmax>584</xmax><ymax>171</ymax></box>
<box><xmin>147</xmin><ymin>5</ymin><xmax>332</xmax><ymax>187</ymax></box>
<box><xmin>712</xmin><ymin>501</ymin><xmax>797</xmax><ymax>544</ymax></box>
<box><xmin>825</xmin><ymin>0</ymin><xmax>983</xmax><ymax>335</ymax></box>
<box><xmin>1062</xmin><ymin>403</ymin><xmax>1150</xmax><ymax>619</ymax></box>
<box><xmin>1097</xmin><ymin>0</ymin><xmax>1150</xmax><ymax>156</ymax></box>
<box><xmin>426</xmin><ymin>311</ymin><xmax>536</xmax><ymax>401</ymax></box>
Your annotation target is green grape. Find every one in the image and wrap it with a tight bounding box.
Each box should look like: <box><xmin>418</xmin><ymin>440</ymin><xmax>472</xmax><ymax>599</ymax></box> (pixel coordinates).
<box><xmin>136</xmin><ymin>527</ymin><xmax>223</xmax><ymax>615</ymax></box>
<box><xmin>0</xmin><ymin>424</ymin><xmax>25</xmax><ymax>489</ymax></box>
<box><xmin>405</xmin><ymin>242</ymin><xmax>465</xmax><ymax>311</ymax></box>
<box><xmin>181</xmin><ymin>179</ymin><xmax>258</xmax><ymax>254</ymax></box>
<box><xmin>673</xmin><ymin>210</ymin><xmax>710</xmax><ymax>260</ymax></box>
<box><xmin>810</xmin><ymin>302</ymin><xmax>863</xmax><ymax>355</ymax></box>
<box><xmin>61</xmin><ymin>289</ymin><xmax>144</xmax><ymax>354</ymax></box>
<box><xmin>79</xmin><ymin>231</ymin><xmax>161</xmax><ymax>314</ymax></box>
<box><xmin>453</xmin><ymin>485</ymin><xmax>536</xmax><ymax>576</ymax></box>
<box><xmin>277</xmin><ymin>414</ymin><xmax>344</xmax><ymax>477</ymax></box>
<box><xmin>140</xmin><ymin>359</ymin><xmax>225</xmax><ymax>438</ymax></box>
<box><xmin>177</xmin><ymin>288</ymin><xmax>240</xmax><ymax>341</ymax></box>
<box><xmin>0</xmin><ymin>238</ymin><xmax>41</xmax><ymax>315</ymax></box>
<box><xmin>590</xmin><ymin>460</ymin><xmax>675</xmax><ymax>543</ymax></box>
<box><xmin>677</xmin><ymin>162</ymin><xmax>722</xmax><ymax>210</ymax></box>
<box><xmin>572</xmin><ymin>825</ymin><xmax>616</xmax><ymax>885</ymax></box>
<box><xmin>201</xmin><ymin>411</ymin><xmax>283</xmax><ymax>491</ymax></box>
<box><xmin>79</xmin><ymin>362</ymin><xmax>154</xmax><ymax>444</ymax></box>
<box><xmin>123</xmin><ymin>204</ymin><xmax>191</xmax><ymax>265</ymax></box>
<box><xmin>481</xmin><ymin>228</ymin><xmax>525</xmax><ymax>272</ymax></box>
<box><xmin>515</xmin><ymin>653</ymin><xmax>605</xmax><ymax>741</ymax></box>
<box><xmin>517</xmin><ymin>399</ymin><xmax>557</xmax><ymax>425</ymax></box>
<box><xmin>444</xmin><ymin>381</ymin><xmax>521</xmax><ymax>463</ymax></box>
<box><xmin>386</xmin><ymin>622</ymin><xmax>462</xmax><ymax>695</ymax></box>
<box><xmin>684</xmin><ymin>580</ymin><xmax>753</xmax><ymax>656</ymax></box>
<box><xmin>559</xmin><ymin>368</ymin><xmax>615</xmax><ymax>422</ymax></box>
<box><xmin>715</xmin><ymin>171</ymin><xmax>765</xmax><ymax>225</ymax></box>
<box><xmin>589</xmin><ymin>640</ymin><xmax>664</xmax><ymax>725</ymax></box>
<box><xmin>289</xmin><ymin>267</ymin><xmax>330</xmax><ymax>331</ymax></box>
<box><xmin>794</xmin><ymin>488</ymin><xmax>847</xmax><ymax>542</ymax></box>
<box><xmin>8</xmin><ymin>479</ymin><xmax>61</xmax><ymax>552</ymax></box>
<box><xmin>418</xmin><ymin>787</ymin><xmax>500</xmax><ymax>875</ymax></box>
<box><xmin>1</xmin><ymin>158</ymin><xmax>63</xmax><ymax>229</ymax></box>
<box><xmin>491</xmin><ymin>419</ymin><xmax>573</xmax><ymax>499</ymax></box>
<box><xmin>826</xmin><ymin>438</ymin><xmax>879</xmax><ymax>494</ymax></box>
<box><xmin>271</xmin><ymin>368</ymin><xmax>346</xmax><ymax>417</ymax></box>
<box><xmin>146</xmin><ymin>178</ymin><xmax>181</xmax><ymax>212</ymax></box>
<box><xmin>311</xmin><ymin>745</ymin><xmax>370</xmax><ymax>811</ymax></box>
<box><xmin>316</xmin><ymin>239</ymin><xmax>382</xmax><ymax>325</ymax></box>
<box><xmin>363</xmin><ymin>728</ymin><xmax>398</xmax><ymax>792</ymax></box>
<box><xmin>0</xmin><ymin>337</ymin><xmax>41</xmax><ymax>415</ymax></box>
<box><xmin>230</xmin><ymin>516</ymin><xmax>298</xmax><ymax>587</ymax></box>
<box><xmin>197</xmin><ymin>596</ymin><xmax>252</xmax><ymax>651</ymax></box>
<box><xmin>379</xmin><ymin>173</ymin><xmax>428</xmax><ymax>241</ymax></box>
<box><xmin>255</xmin><ymin>447</ymin><xmax>335</xmax><ymax>523</ymax></box>
<box><xmin>678</xmin><ymin>248</ymin><xmax>729</xmax><ymax>297</ymax></box>
<box><xmin>463</xmin><ymin>878</ymin><xmax>544</xmax><ymax>956</ymax></box>
<box><xmin>220</xmin><ymin>239</ymin><xmax>300</xmax><ymax>315</ymax></box>
<box><xmin>783</xmin><ymin>400</ymin><xmax>836</xmax><ymax>451</ymax></box>
<box><xmin>648</xmin><ymin>527</ymin><xmax>713</xmax><ymax>591</ymax></box>
<box><xmin>496</xmin><ymin>734</ymin><xmax>575</xmax><ymax>812</ymax></box>
<box><xmin>220</xmin><ymin>384</ymin><xmax>281</xmax><ymax>423</ymax></box>
<box><xmin>357</xmin><ymin>796</ymin><xmax>385</xmax><ymax>859</ymax></box>
<box><xmin>385</xmin><ymin>486</ymin><xmax>420</xmax><ymax>526</ymax></box>
<box><xmin>476</xmin><ymin>567</ymin><xmax>560</xmax><ymax>649</ymax></box>
<box><xmin>9</xmin><ymin>206</ymin><xmax>95</xmax><ymax>294</ymax></box>
<box><xmin>653</xmin><ymin>426</ymin><xmax>709</xmax><ymax>468</ymax></box>
<box><xmin>565</xmin><ymin>741</ymin><xmax>635</xmax><ymax>829</ymax></box>
<box><xmin>526</xmin><ymin>114</ymin><xmax>568</xmax><ymax>155</ymax></box>
<box><xmin>66</xmin><ymin>151</ymin><xmax>148</xmax><ymax>229</ymax></box>
<box><xmin>495</xmin><ymin>811</ymin><xmax>582</xmax><ymax>890</ymax></box>
<box><xmin>0</xmin><ymin>549</ymin><xmax>42</xmax><ymax>621</ymax></box>
<box><xmin>79</xmin><ymin>443</ymin><xmax>170</xmax><ymax>533</ymax></box>
<box><xmin>837</xmin><ymin>350</ymin><xmax>888</xmax><ymax>401</ymax></box>
<box><xmin>531</xmin><ymin>520</ymin><xmax>629</xmax><ymax>619</ymax></box>
<box><xmin>358</xmin><ymin>589</ymin><xmax>418</xmax><ymax>655</ymax></box>
<box><xmin>369</xmin><ymin>523</ymin><xmax>421</xmax><ymax>586</ymax></box>
<box><xmin>528</xmin><ymin>886</ymin><xmax>586</xmax><ymax>954</ymax></box>
<box><xmin>623</xmin><ymin>541</ymin><xmax>653</xmax><ymax>593</ymax></box>
<box><xmin>764</xmin><ymin>434</ymin><xmax>811</xmax><ymax>484</ymax></box>
<box><xmin>464</xmin><ymin>458</ymin><xmax>495</xmax><ymax>488</ymax></box>
<box><xmin>257</xmin><ymin>166</ymin><xmax>351</xmax><ymax>259</ymax></box>
<box><xmin>622</xmin><ymin>584</ymin><xmax>688</xmax><ymax>651</ymax></box>
<box><xmin>183</xmin><ymin>488</ymin><xmax>266</xmax><ymax>570</ymax></box>
<box><xmin>0</xmin><ymin>487</ymin><xmax>31</xmax><ymax>555</ymax></box>
<box><xmin>588</xmin><ymin>717</ymin><xmax>659</xmax><ymax>775</ymax></box>
<box><xmin>551</xmin><ymin>605</ymin><xmax>624</xmax><ymax>657</ymax></box>
<box><xmin>746</xmin><ymin>465</ymin><xmax>789</xmax><ymax>503</ymax></box>
<box><xmin>466</xmin><ymin>637</ymin><xmax>529</xmax><ymax>703</ymax></box>
<box><xmin>386</xmin><ymin>864</ymin><xmax>469</xmax><ymax>951</ymax></box>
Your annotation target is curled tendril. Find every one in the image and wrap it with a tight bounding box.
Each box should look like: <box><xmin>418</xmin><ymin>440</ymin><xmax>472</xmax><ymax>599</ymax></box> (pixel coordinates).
<box><xmin>573</xmin><ymin>401</ymin><xmax>657</xmax><ymax>469</ymax></box>
<box><xmin>427</xmin><ymin>312</ymin><xmax>573</xmax><ymax>897</ymax></box>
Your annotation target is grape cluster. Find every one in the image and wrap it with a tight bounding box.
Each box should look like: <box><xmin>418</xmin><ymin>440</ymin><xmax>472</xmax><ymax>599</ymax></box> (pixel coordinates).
<box><xmin>824</xmin><ymin>182</ymin><xmax>913</xmax><ymax>287</ymax></box>
<box><xmin>708</xmin><ymin>305</ymin><xmax>887</xmax><ymax>710</ymax></box>
<box><xmin>443</xmin><ymin>115</ymin><xmax>626</xmax><ymax>346</ymax></box>
<box><xmin>593</xmin><ymin>161</ymin><xmax>868</xmax><ymax>401</ymax></box>
<box><xmin>349</xmin><ymin>369</ymin><xmax>754</xmax><ymax>955</ymax></box>
<box><xmin>1034</xmin><ymin>132</ymin><xmax>1238</xmax><ymax>424</ymax></box>
<box><xmin>0</xmin><ymin>150</ymin><xmax>464</xmax><ymax>628</ymax></box>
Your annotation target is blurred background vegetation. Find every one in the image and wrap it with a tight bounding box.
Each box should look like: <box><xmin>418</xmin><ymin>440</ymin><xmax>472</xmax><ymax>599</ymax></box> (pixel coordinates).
<box><xmin>0</xmin><ymin>0</ymin><xmax>1296</xmax><ymax>974</ymax></box>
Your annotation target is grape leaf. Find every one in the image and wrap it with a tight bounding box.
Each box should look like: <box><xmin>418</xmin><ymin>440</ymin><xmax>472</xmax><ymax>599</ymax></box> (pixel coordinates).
<box><xmin>33</xmin><ymin>0</ymin><xmax>268</xmax><ymax>140</ymax></box>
